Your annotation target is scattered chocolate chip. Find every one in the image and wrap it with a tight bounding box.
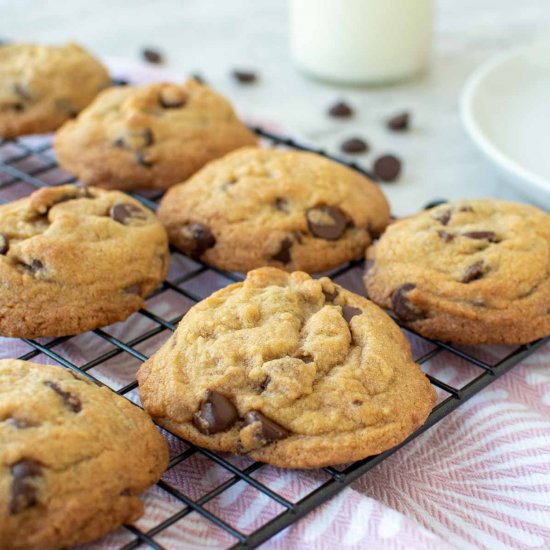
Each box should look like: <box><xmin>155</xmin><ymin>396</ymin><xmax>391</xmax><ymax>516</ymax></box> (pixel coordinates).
<box><xmin>274</xmin><ymin>197</ymin><xmax>289</xmax><ymax>212</ymax></box>
<box><xmin>112</xmin><ymin>78</ymin><xmax>129</xmax><ymax>86</ymax></box>
<box><xmin>341</xmin><ymin>137</ymin><xmax>369</xmax><ymax>154</ymax></box>
<box><xmin>188</xmin><ymin>223</ymin><xmax>216</xmax><ymax>258</ymax></box>
<box><xmin>243</xmin><ymin>411</ymin><xmax>289</xmax><ymax>444</ymax></box>
<box><xmin>373</xmin><ymin>154</ymin><xmax>401</xmax><ymax>182</ymax></box>
<box><xmin>306</xmin><ymin>205</ymin><xmax>348</xmax><ymax>240</ymax></box>
<box><xmin>328</xmin><ymin>101</ymin><xmax>353</xmax><ymax>118</ymax></box>
<box><xmin>387</xmin><ymin>111</ymin><xmax>410</xmax><ymax>131</ymax></box>
<box><xmin>342</xmin><ymin>305</ymin><xmax>362</xmax><ymax>323</ymax></box>
<box><xmin>435</xmin><ymin>209</ymin><xmax>452</xmax><ymax>226</ymax></box>
<box><xmin>437</xmin><ymin>230</ymin><xmax>454</xmax><ymax>243</ymax></box>
<box><xmin>0</xmin><ymin>234</ymin><xmax>8</xmax><ymax>255</ymax></box>
<box><xmin>323</xmin><ymin>288</ymin><xmax>339</xmax><ymax>302</ymax></box>
<box><xmin>193</xmin><ymin>390</ymin><xmax>238</xmax><ymax>435</ymax></box>
<box><xmin>44</xmin><ymin>381</ymin><xmax>81</xmax><ymax>413</ymax></box>
<box><xmin>142</xmin><ymin>48</ymin><xmax>163</xmax><ymax>64</ymax></box>
<box><xmin>190</xmin><ymin>73</ymin><xmax>205</xmax><ymax>84</ymax></box>
<box><xmin>13</xmin><ymin>83</ymin><xmax>32</xmax><ymax>100</ymax></box>
<box><xmin>462</xmin><ymin>260</ymin><xmax>485</xmax><ymax>283</ymax></box>
<box><xmin>392</xmin><ymin>283</ymin><xmax>425</xmax><ymax>322</ymax></box>
<box><xmin>232</xmin><ymin>70</ymin><xmax>257</xmax><ymax>83</ymax></box>
<box><xmin>271</xmin><ymin>238</ymin><xmax>293</xmax><ymax>264</ymax></box>
<box><xmin>462</xmin><ymin>231</ymin><xmax>499</xmax><ymax>243</ymax></box>
<box><xmin>110</xmin><ymin>203</ymin><xmax>147</xmax><ymax>225</ymax></box>
<box><xmin>159</xmin><ymin>88</ymin><xmax>187</xmax><ymax>108</ymax></box>
<box><xmin>424</xmin><ymin>199</ymin><xmax>448</xmax><ymax>210</ymax></box>
<box><xmin>10</xmin><ymin>459</ymin><xmax>42</xmax><ymax>514</ymax></box>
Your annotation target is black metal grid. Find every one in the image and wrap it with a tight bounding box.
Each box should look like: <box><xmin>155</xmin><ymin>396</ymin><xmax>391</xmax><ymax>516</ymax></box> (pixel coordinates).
<box><xmin>0</xmin><ymin>127</ymin><xmax>548</xmax><ymax>550</ymax></box>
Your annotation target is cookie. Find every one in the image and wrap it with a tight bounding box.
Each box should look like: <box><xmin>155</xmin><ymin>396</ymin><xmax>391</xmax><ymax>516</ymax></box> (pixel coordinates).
<box><xmin>0</xmin><ymin>42</ymin><xmax>110</xmax><ymax>138</ymax></box>
<box><xmin>0</xmin><ymin>359</ymin><xmax>168</xmax><ymax>550</ymax></box>
<box><xmin>138</xmin><ymin>267</ymin><xmax>435</xmax><ymax>469</ymax></box>
<box><xmin>54</xmin><ymin>80</ymin><xmax>258</xmax><ymax>191</ymax></box>
<box><xmin>157</xmin><ymin>147</ymin><xmax>390</xmax><ymax>273</ymax></box>
<box><xmin>0</xmin><ymin>184</ymin><xmax>169</xmax><ymax>338</ymax></box>
<box><xmin>364</xmin><ymin>199</ymin><xmax>550</xmax><ymax>345</ymax></box>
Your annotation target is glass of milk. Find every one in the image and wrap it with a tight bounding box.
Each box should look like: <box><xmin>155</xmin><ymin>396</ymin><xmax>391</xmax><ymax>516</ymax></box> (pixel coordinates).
<box><xmin>289</xmin><ymin>0</ymin><xmax>434</xmax><ymax>85</ymax></box>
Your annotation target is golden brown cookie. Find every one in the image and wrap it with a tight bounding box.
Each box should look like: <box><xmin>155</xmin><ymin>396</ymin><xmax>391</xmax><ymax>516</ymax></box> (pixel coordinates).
<box><xmin>0</xmin><ymin>359</ymin><xmax>168</xmax><ymax>550</ymax></box>
<box><xmin>0</xmin><ymin>42</ymin><xmax>110</xmax><ymax>138</ymax></box>
<box><xmin>54</xmin><ymin>80</ymin><xmax>258</xmax><ymax>190</ymax></box>
<box><xmin>138</xmin><ymin>267</ymin><xmax>435</xmax><ymax>469</ymax></box>
<box><xmin>0</xmin><ymin>184</ymin><xmax>169</xmax><ymax>338</ymax></box>
<box><xmin>157</xmin><ymin>147</ymin><xmax>390</xmax><ymax>273</ymax></box>
<box><xmin>364</xmin><ymin>199</ymin><xmax>550</xmax><ymax>345</ymax></box>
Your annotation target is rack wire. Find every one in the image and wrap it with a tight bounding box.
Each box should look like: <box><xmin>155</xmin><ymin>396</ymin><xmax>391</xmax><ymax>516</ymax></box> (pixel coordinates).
<box><xmin>0</xmin><ymin>125</ymin><xmax>547</xmax><ymax>550</ymax></box>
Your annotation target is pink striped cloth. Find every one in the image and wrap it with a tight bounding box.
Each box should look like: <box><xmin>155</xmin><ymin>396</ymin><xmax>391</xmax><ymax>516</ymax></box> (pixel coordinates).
<box><xmin>1</xmin><ymin>60</ymin><xmax>548</xmax><ymax>549</ymax></box>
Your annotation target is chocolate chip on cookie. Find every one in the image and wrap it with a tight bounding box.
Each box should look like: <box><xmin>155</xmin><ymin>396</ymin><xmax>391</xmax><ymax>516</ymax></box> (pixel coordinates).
<box><xmin>462</xmin><ymin>260</ymin><xmax>485</xmax><ymax>283</ymax></box>
<box><xmin>462</xmin><ymin>231</ymin><xmax>499</xmax><ymax>243</ymax></box>
<box><xmin>188</xmin><ymin>223</ymin><xmax>216</xmax><ymax>258</ymax></box>
<box><xmin>391</xmin><ymin>284</ymin><xmax>425</xmax><ymax>322</ymax></box>
<box><xmin>243</xmin><ymin>411</ymin><xmax>289</xmax><ymax>445</ymax></box>
<box><xmin>159</xmin><ymin>87</ymin><xmax>187</xmax><ymax>108</ymax></box>
<box><xmin>306</xmin><ymin>205</ymin><xmax>349</xmax><ymax>240</ymax></box>
<box><xmin>271</xmin><ymin>238</ymin><xmax>293</xmax><ymax>264</ymax></box>
<box><xmin>0</xmin><ymin>234</ymin><xmax>8</xmax><ymax>255</ymax></box>
<box><xmin>342</xmin><ymin>305</ymin><xmax>362</xmax><ymax>323</ymax></box>
<box><xmin>44</xmin><ymin>381</ymin><xmax>82</xmax><ymax>413</ymax></box>
<box><xmin>110</xmin><ymin>203</ymin><xmax>147</xmax><ymax>224</ymax></box>
<box><xmin>193</xmin><ymin>390</ymin><xmax>238</xmax><ymax>435</ymax></box>
<box><xmin>9</xmin><ymin>459</ymin><xmax>42</xmax><ymax>514</ymax></box>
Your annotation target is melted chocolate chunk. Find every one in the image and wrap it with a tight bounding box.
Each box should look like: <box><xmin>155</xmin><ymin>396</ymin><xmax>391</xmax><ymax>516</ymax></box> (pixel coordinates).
<box><xmin>462</xmin><ymin>231</ymin><xmax>499</xmax><ymax>243</ymax></box>
<box><xmin>0</xmin><ymin>234</ymin><xmax>8</xmax><ymax>255</ymax></box>
<box><xmin>387</xmin><ymin>111</ymin><xmax>410</xmax><ymax>131</ymax></box>
<box><xmin>435</xmin><ymin>209</ymin><xmax>452</xmax><ymax>226</ymax></box>
<box><xmin>243</xmin><ymin>411</ymin><xmax>289</xmax><ymax>444</ymax></box>
<box><xmin>392</xmin><ymin>284</ymin><xmax>425</xmax><ymax>322</ymax></box>
<box><xmin>110</xmin><ymin>203</ymin><xmax>147</xmax><ymax>224</ymax></box>
<box><xmin>306</xmin><ymin>205</ymin><xmax>348</xmax><ymax>240</ymax></box>
<box><xmin>342</xmin><ymin>305</ymin><xmax>362</xmax><ymax>323</ymax></box>
<box><xmin>44</xmin><ymin>381</ymin><xmax>81</xmax><ymax>413</ymax></box>
<box><xmin>271</xmin><ymin>238</ymin><xmax>293</xmax><ymax>264</ymax></box>
<box><xmin>188</xmin><ymin>223</ymin><xmax>216</xmax><ymax>258</ymax></box>
<box><xmin>437</xmin><ymin>230</ymin><xmax>454</xmax><ymax>243</ymax></box>
<box><xmin>10</xmin><ymin>459</ymin><xmax>42</xmax><ymax>514</ymax></box>
<box><xmin>328</xmin><ymin>101</ymin><xmax>354</xmax><ymax>118</ymax></box>
<box><xmin>323</xmin><ymin>287</ymin><xmax>339</xmax><ymax>303</ymax></box>
<box><xmin>462</xmin><ymin>260</ymin><xmax>485</xmax><ymax>283</ymax></box>
<box><xmin>193</xmin><ymin>390</ymin><xmax>238</xmax><ymax>435</ymax></box>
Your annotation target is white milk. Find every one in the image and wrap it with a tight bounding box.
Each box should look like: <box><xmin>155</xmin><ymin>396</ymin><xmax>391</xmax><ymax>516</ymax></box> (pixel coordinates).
<box><xmin>289</xmin><ymin>0</ymin><xmax>434</xmax><ymax>85</ymax></box>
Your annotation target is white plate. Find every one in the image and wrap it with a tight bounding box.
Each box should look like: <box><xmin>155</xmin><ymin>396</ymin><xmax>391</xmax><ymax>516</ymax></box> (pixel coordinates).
<box><xmin>461</xmin><ymin>40</ymin><xmax>550</xmax><ymax>209</ymax></box>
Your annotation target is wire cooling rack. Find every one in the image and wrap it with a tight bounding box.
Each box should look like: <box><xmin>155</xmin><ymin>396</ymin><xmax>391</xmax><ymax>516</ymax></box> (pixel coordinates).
<box><xmin>0</xmin><ymin>125</ymin><xmax>548</xmax><ymax>550</ymax></box>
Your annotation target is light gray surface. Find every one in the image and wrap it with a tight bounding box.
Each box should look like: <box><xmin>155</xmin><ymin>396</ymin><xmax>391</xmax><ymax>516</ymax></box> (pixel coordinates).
<box><xmin>3</xmin><ymin>0</ymin><xmax>550</xmax><ymax>215</ymax></box>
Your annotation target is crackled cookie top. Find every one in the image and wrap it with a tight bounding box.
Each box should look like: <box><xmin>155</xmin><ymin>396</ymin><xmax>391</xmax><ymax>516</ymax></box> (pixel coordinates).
<box><xmin>157</xmin><ymin>147</ymin><xmax>390</xmax><ymax>273</ymax></box>
<box><xmin>138</xmin><ymin>267</ymin><xmax>435</xmax><ymax>468</ymax></box>
<box><xmin>54</xmin><ymin>79</ymin><xmax>258</xmax><ymax>190</ymax></box>
<box><xmin>0</xmin><ymin>42</ymin><xmax>110</xmax><ymax>138</ymax></box>
<box><xmin>0</xmin><ymin>360</ymin><xmax>168</xmax><ymax>550</ymax></box>
<box><xmin>0</xmin><ymin>184</ymin><xmax>169</xmax><ymax>338</ymax></box>
<box><xmin>365</xmin><ymin>199</ymin><xmax>550</xmax><ymax>345</ymax></box>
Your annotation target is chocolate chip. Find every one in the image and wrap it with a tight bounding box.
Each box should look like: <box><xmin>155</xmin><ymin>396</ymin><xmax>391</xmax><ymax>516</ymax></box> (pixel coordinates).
<box><xmin>328</xmin><ymin>101</ymin><xmax>353</xmax><ymax>118</ymax></box>
<box><xmin>124</xmin><ymin>284</ymin><xmax>141</xmax><ymax>295</ymax></box>
<box><xmin>188</xmin><ymin>223</ymin><xmax>216</xmax><ymax>258</ymax></box>
<box><xmin>13</xmin><ymin>83</ymin><xmax>32</xmax><ymax>101</ymax></box>
<box><xmin>232</xmin><ymin>70</ymin><xmax>257</xmax><ymax>83</ymax></box>
<box><xmin>0</xmin><ymin>234</ymin><xmax>8</xmax><ymax>255</ymax></box>
<box><xmin>159</xmin><ymin>89</ymin><xmax>187</xmax><ymax>108</ymax></box>
<box><xmin>373</xmin><ymin>154</ymin><xmax>401</xmax><ymax>182</ymax></box>
<box><xmin>243</xmin><ymin>411</ymin><xmax>289</xmax><ymax>444</ymax></box>
<box><xmin>352</xmin><ymin>399</ymin><xmax>363</xmax><ymax>406</ymax></box>
<box><xmin>19</xmin><ymin>259</ymin><xmax>43</xmax><ymax>273</ymax></box>
<box><xmin>301</xmin><ymin>354</ymin><xmax>314</xmax><ymax>364</ymax></box>
<box><xmin>435</xmin><ymin>209</ymin><xmax>452</xmax><ymax>226</ymax></box>
<box><xmin>342</xmin><ymin>305</ymin><xmax>362</xmax><ymax>323</ymax></box>
<box><xmin>44</xmin><ymin>381</ymin><xmax>81</xmax><ymax>413</ymax></box>
<box><xmin>193</xmin><ymin>390</ymin><xmax>238</xmax><ymax>435</ymax></box>
<box><xmin>392</xmin><ymin>283</ymin><xmax>425</xmax><ymax>322</ymax></box>
<box><xmin>306</xmin><ymin>205</ymin><xmax>348</xmax><ymax>240</ymax></box>
<box><xmin>272</xmin><ymin>238</ymin><xmax>293</xmax><ymax>264</ymax></box>
<box><xmin>387</xmin><ymin>111</ymin><xmax>410</xmax><ymax>131</ymax></box>
<box><xmin>142</xmin><ymin>48</ymin><xmax>163</xmax><ymax>64</ymax></box>
<box><xmin>341</xmin><ymin>137</ymin><xmax>369</xmax><ymax>154</ymax></box>
<box><xmin>141</xmin><ymin>128</ymin><xmax>154</xmax><ymax>147</ymax></box>
<box><xmin>437</xmin><ymin>230</ymin><xmax>454</xmax><ymax>243</ymax></box>
<box><xmin>323</xmin><ymin>288</ymin><xmax>339</xmax><ymax>302</ymax></box>
<box><xmin>462</xmin><ymin>260</ymin><xmax>485</xmax><ymax>283</ymax></box>
<box><xmin>10</xmin><ymin>459</ymin><xmax>42</xmax><ymax>514</ymax></box>
<box><xmin>6</xmin><ymin>418</ymin><xmax>37</xmax><ymax>429</ymax></box>
<box><xmin>274</xmin><ymin>197</ymin><xmax>289</xmax><ymax>212</ymax></box>
<box><xmin>110</xmin><ymin>203</ymin><xmax>147</xmax><ymax>225</ymax></box>
<box><xmin>190</xmin><ymin>73</ymin><xmax>205</xmax><ymax>84</ymax></box>
<box><xmin>462</xmin><ymin>231</ymin><xmax>499</xmax><ymax>243</ymax></box>
<box><xmin>112</xmin><ymin>78</ymin><xmax>129</xmax><ymax>86</ymax></box>
<box><xmin>113</xmin><ymin>137</ymin><xmax>126</xmax><ymax>148</ymax></box>
<box><xmin>424</xmin><ymin>199</ymin><xmax>448</xmax><ymax>210</ymax></box>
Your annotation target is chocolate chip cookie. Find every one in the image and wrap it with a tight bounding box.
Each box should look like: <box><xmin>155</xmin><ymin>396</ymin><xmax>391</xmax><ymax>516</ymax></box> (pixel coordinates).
<box><xmin>157</xmin><ymin>147</ymin><xmax>390</xmax><ymax>273</ymax></box>
<box><xmin>137</xmin><ymin>267</ymin><xmax>435</xmax><ymax>468</ymax></box>
<box><xmin>0</xmin><ymin>184</ymin><xmax>169</xmax><ymax>338</ymax></box>
<box><xmin>0</xmin><ymin>359</ymin><xmax>168</xmax><ymax>550</ymax></box>
<box><xmin>54</xmin><ymin>79</ymin><xmax>258</xmax><ymax>190</ymax></box>
<box><xmin>364</xmin><ymin>199</ymin><xmax>550</xmax><ymax>345</ymax></box>
<box><xmin>0</xmin><ymin>42</ymin><xmax>110</xmax><ymax>138</ymax></box>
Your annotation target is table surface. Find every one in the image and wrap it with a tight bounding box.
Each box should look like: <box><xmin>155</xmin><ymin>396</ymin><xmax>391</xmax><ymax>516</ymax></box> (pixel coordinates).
<box><xmin>4</xmin><ymin>0</ymin><xmax>550</xmax><ymax>215</ymax></box>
